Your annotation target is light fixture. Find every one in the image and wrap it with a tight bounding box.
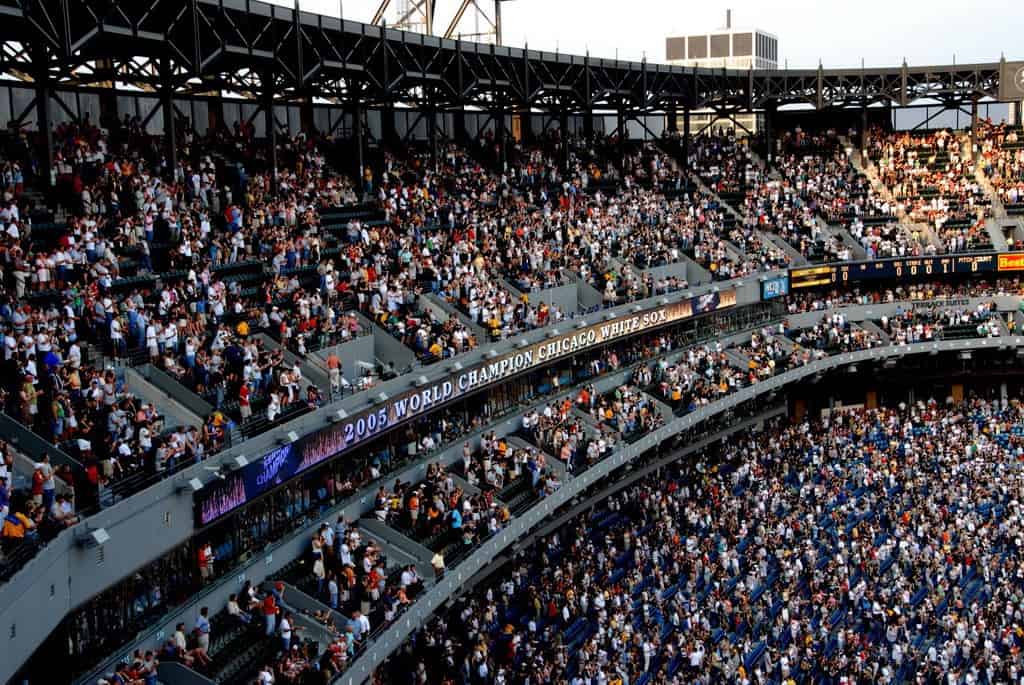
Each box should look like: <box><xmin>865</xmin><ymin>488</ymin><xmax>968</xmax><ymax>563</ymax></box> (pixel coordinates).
<box><xmin>176</xmin><ymin>478</ymin><xmax>205</xmax><ymax>494</ymax></box>
<box><xmin>76</xmin><ymin>528</ymin><xmax>111</xmax><ymax>548</ymax></box>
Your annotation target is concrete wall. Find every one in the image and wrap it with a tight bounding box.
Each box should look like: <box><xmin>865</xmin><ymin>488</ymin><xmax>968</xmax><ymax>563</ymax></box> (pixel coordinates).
<box><xmin>123</xmin><ymin>367</ymin><xmax>204</xmax><ymax>431</ymax></box>
<box><xmin>254</xmin><ymin>333</ymin><xmax>332</xmax><ymax>392</ymax></box>
<box><xmin>507</xmin><ymin>278</ymin><xmax>580</xmax><ymax>318</ymax></box>
<box><xmin>577</xmin><ymin>280</ymin><xmax>605</xmax><ymax>311</ymax></box>
<box><xmin>422</xmin><ymin>294</ymin><xmax>489</xmax><ymax>340</ymax></box>
<box><xmin>138</xmin><ymin>364</ymin><xmax>214</xmax><ymax>418</ymax></box>
<box><xmin>644</xmin><ymin>260</ymin><xmax>689</xmax><ymax>284</ymax></box>
<box><xmin>313</xmin><ymin>335</ymin><xmax>376</xmax><ymax>385</ymax></box>
<box><xmin>368</xmin><ymin>321</ymin><xmax>418</xmax><ymax>374</ymax></box>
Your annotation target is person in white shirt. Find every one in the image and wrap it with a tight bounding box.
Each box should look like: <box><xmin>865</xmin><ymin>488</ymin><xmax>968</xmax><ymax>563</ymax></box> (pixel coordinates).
<box><xmin>110</xmin><ymin>317</ymin><xmax>124</xmax><ymax>356</ymax></box>
<box><xmin>279</xmin><ymin>612</ymin><xmax>293</xmax><ymax>651</ymax></box>
<box><xmin>257</xmin><ymin>664</ymin><xmax>275</xmax><ymax>685</ymax></box>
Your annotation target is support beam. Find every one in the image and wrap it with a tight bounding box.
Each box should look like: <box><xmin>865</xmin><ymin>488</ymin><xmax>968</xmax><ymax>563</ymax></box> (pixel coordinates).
<box><xmin>428</xmin><ymin>105</ymin><xmax>438</xmax><ymax>171</ymax></box>
<box><xmin>763</xmin><ymin>101</ymin><xmax>777</xmax><ymax>170</ymax></box>
<box><xmin>300</xmin><ymin>97</ymin><xmax>315</xmax><ymax>134</ymax></box>
<box><xmin>617</xmin><ymin>108</ymin><xmax>627</xmax><ymax>165</ymax></box>
<box><xmin>453</xmin><ymin>107</ymin><xmax>467</xmax><ymax>146</ymax></box>
<box><xmin>209</xmin><ymin>96</ymin><xmax>225</xmax><ymax>136</ymax></box>
<box><xmin>353</xmin><ymin>101</ymin><xmax>365</xmax><ymax>196</ymax></box>
<box><xmin>160</xmin><ymin>59</ymin><xmax>178</xmax><ymax>182</ymax></box>
<box><xmin>96</xmin><ymin>59</ymin><xmax>118</xmax><ymax>132</ymax></box>
<box><xmin>681</xmin><ymin>105</ymin><xmax>690</xmax><ymax>176</ymax></box>
<box><xmin>496</xmin><ymin>102</ymin><xmax>507</xmax><ymax>171</ymax></box>
<box><xmin>263</xmin><ymin>71</ymin><xmax>278</xmax><ymax>193</ymax></box>
<box><xmin>559</xmin><ymin>110</ymin><xmax>569</xmax><ymax>169</ymax></box>
<box><xmin>383</xmin><ymin>103</ymin><xmax>400</xmax><ymax>148</ymax></box>
<box><xmin>970</xmin><ymin>97</ymin><xmax>979</xmax><ymax>154</ymax></box>
<box><xmin>667</xmin><ymin>102</ymin><xmax>678</xmax><ymax>133</ymax></box>
<box><xmin>494</xmin><ymin>0</ymin><xmax>503</xmax><ymax>44</ymax></box>
<box><xmin>33</xmin><ymin>47</ymin><xmax>54</xmax><ymax>188</ymax></box>
<box><xmin>860</xmin><ymin>104</ymin><xmax>868</xmax><ymax>152</ymax></box>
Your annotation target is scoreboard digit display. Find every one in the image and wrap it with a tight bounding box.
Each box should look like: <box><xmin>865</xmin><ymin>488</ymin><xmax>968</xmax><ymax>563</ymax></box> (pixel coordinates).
<box><xmin>789</xmin><ymin>253</ymin><xmax>1003</xmax><ymax>289</ymax></box>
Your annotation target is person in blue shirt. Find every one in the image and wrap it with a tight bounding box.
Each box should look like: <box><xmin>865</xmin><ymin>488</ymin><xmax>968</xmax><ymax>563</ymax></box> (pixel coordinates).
<box><xmin>195</xmin><ymin>606</ymin><xmax>211</xmax><ymax>654</ymax></box>
<box><xmin>450</xmin><ymin>507</ymin><xmax>462</xmax><ymax>531</ymax></box>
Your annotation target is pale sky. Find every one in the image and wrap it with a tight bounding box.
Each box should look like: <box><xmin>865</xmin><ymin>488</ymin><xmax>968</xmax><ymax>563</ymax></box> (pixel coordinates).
<box><xmin>274</xmin><ymin>0</ymin><xmax>1022</xmax><ymax>69</ymax></box>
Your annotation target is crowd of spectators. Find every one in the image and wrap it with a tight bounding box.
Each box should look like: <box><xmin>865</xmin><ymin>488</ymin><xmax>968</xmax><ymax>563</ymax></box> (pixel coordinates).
<box><xmin>785</xmin><ymin>278</ymin><xmax>1024</xmax><ymax>314</ymax></box>
<box><xmin>521</xmin><ymin>397</ymin><xmax>615</xmax><ymax>475</ymax></box>
<box><xmin>372</xmin><ymin>461</ymin><xmax>512</xmax><ymax>558</ymax></box>
<box><xmin>878</xmin><ymin>303</ymin><xmax>1005</xmax><ymax>343</ymax></box>
<box><xmin>584</xmin><ymin>383</ymin><xmax>666</xmax><ymax>441</ymax></box>
<box><xmin>738</xmin><ymin>328</ymin><xmax>797</xmax><ymax>381</ymax></box>
<box><xmin>457</xmin><ymin>433</ymin><xmax>549</xmax><ymax>496</ymax></box>
<box><xmin>387</xmin><ymin>398</ymin><xmax>1024</xmax><ymax>684</ymax></box>
<box><xmin>651</xmin><ymin>343</ymin><xmax>747</xmax><ymax>414</ymax></box>
<box><xmin>0</xmin><ymin>447</ymin><xmax>79</xmax><ymax>568</ymax></box>
<box><xmin>785</xmin><ymin>312</ymin><xmax>884</xmax><ymax>358</ymax></box>
<box><xmin>865</xmin><ymin>127</ymin><xmax>991</xmax><ymax>253</ymax></box>
<box><xmin>9</xmin><ymin>107</ymin><xmax>1024</xmax><ymax>685</ymax></box>
<box><xmin>745</xmin><ymin>130</ymin><xmax>859</xmax><ymax>262</ymax></box>
<box><xmin>977</xmin><ymin>121</ymin><xmax>1024</xmax><ymax>211</ymax></box>
<box><xmin>688</xmin><ymin>131</ymin><xmax>792</xmax><ymax>276</ymax></box>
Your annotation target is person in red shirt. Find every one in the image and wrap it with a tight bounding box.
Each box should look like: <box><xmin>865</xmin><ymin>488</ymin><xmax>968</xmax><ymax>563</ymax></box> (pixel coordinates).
<box><xmin>263</xmin><ymin>593</ymin><xmax>277</xmax><ymax>636</ymax></box>
<box><xmin>239</xmin><ymin>383</ymin><xmax>251</xmax><ymax>420</ymax></box>
<box><xmin>30</xmin><ymin>465</ymin><xmax>44</xmax><ymax>507</ymax></box>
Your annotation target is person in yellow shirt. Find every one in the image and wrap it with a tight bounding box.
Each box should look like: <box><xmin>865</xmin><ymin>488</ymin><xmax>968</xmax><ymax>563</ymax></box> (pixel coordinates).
<box><xmin>428</xmin><ymin>341</ymin><xmax>443</xmax><ymax>358</ymax></box>
<box><xmin>2</xmin><ymin>510</ymin><xmax>35</xmax><ymax>540</ymax></box>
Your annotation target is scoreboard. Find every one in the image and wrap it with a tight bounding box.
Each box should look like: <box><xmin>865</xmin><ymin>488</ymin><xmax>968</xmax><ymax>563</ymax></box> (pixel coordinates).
<box><xmin>787</xmin><ymin>252</ymin><xmax>1024</xmax><ymax>290</ymax></box>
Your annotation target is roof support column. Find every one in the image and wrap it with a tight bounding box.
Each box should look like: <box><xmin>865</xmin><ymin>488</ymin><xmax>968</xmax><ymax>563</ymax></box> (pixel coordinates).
<box><xmin>428</xmin><ymin>104</ymin><xmax>439</xmax><ymax>171</ymax></box>
<box><xmin>209</xmin><ymin>95</ymin><xmax>225</xmax><ymax>136</ymax></box>
<box><xmin>496</xmin><ymin>100</ymin><xmax>507</xmax><ymax>171</ymax></box>
<box><xmin>300</xmin><ymin>97</ymin><xmax>315</xmax><ymax>134</ymax></box>
<box><xmin>517</xmin><ymin>108</ymin><xmax>531</xmax><ymax>147</ymax></box>
<box><xmin>382</xmin><ymin>103</ymin><xmax>399</xmax><ymax>148</ymax></box>
<box><xmin>617</xmin><ymin>107</ymin><xmax>626</xmax><ymax>167</ymax></box>
<box><xmin>97</xmin><ymin>59</ymin><xmax>118</xmax><ymax>132</ymax></box>
<box><xmin>352</xmin><ymin>101</ymin><xmax>366</xmax><ymax>197</ymax></box>
<box><xmin>33</xmin><ymin>47</ymin><xmax>54</xmax><ymax>187</ymax></box>
<box><xmin>263</xmin><ymin>70</ymin><xmax>278</xmax><ymax>194</ymax></box>
<box><xmin>160</xmin><ymin>58</ymin><xmax>178</xmax><ymax>183</ymax></box>
<box><xmin>763</xmin><ymin>100</ymin><xmax>777</xmax><ymax>171</ymax></box>
<box><xmin>559</xmin><ymin>110</ymin><xmax>570</xmax><ymax>169</ymax></box>
<box><xmin>453</xmin><ymin>107</ymin><xmax>467</xmax><ymax>147</ymax></box>
<box><xmin>860</xmin><ymin>103</ymin><xmax>868</xmax><ymax>153</ymax></box>
<box><xmin>681</xmin><ymin>105</ymin><xmax>690</xmax><ymax>177</ymax></box>
<box><xmin>970</xmin><ymin>96</ymin><xmax>979</xmax><ymax>156</ymax></box>
<box><xmin>667</xmin><ymin>102</ymin><xmax>678</xmax><ymax>133</ymax></box>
